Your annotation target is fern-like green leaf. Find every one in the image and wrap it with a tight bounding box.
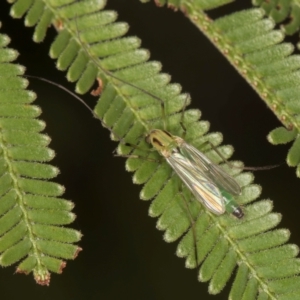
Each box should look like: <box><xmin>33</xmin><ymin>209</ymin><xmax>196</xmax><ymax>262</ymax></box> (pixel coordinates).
<box><xmin>0</xmin><ymin>23</ymin><xmax>81</xmax><ymax>285</ymax></box>
<box><xmin>253</xmin><ymin>0</ymin><xmax>300</xmax><ymax>36</ymax></box>
<box><xmin>144</xmin><ymin>1</ymin><xmax>300</xmax><ymax>177</ymax></box>
<box><xmin>7</xmin><ymin>0</ymin><xmax>300</xmax><ymax>298</ymax></box>
<box><xmin>149</xmin><ymin>0</ymin><xmax>234</xmax><ymax>10</ymax></box>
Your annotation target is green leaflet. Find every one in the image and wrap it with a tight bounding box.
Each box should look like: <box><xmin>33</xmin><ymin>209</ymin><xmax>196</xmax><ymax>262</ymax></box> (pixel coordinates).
<box><xmin>0</xmin><ymin>25</ymin><xmax>81</xmax><ymax>285</ymax></box>
<box><xmin>148</xmin><ymin>0</ymin><xmax>300</xmax><ymax>177</ymax></box>
<box><xmin>6</xmin><ymin>0</ymin><xmax>300</xmax><ymax>298</ymax></box>
<box><xmin>182</xmin><ymin>2</ymin><xmax>300</xmax><ymax>177</ymax></box>
<box><xmin>146</xmin><ymin>0</ymin><xmax>234</xmax><ymax>10</ymax></box>
<box><xmin>253</xmin><ymin>0</ymin><xmax>300</xmax><ymax>35</ymax></box>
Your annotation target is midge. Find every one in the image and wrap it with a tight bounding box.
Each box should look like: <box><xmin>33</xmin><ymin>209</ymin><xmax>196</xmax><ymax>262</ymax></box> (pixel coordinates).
<box><xmin>146</xmin><ymin>129</ymin><xmax>243</xmax><ymax>218</ymax></box>
<box><xmin>30</xmin><ymin>73</ymin><xmax>244</xmax><ymax>219</ymax></box>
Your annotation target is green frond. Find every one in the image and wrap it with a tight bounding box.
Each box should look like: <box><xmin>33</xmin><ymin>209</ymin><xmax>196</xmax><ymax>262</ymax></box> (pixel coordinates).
<box><xmin>142</xmin><ymin>0</ymin><xmax>234</xmax><ymax>10</ymax></box>
<box><xmin>7</xmin><ymin>0</ymin><xmax>300</xmax><ymax>297</ymax></box>
<box><xmin>142</xmin><ymin>1</ymin><xmax>300</xmax><ymax>176</ymax></box>
<box><xmin>253</xmin><ymin>0</ymin><xmax>300</xmax><ymax>36</ymax></box>
<box><xmin>0</xmin><ymin>25</ymin><xmax>81</xmax><ymax>285</ymax></box>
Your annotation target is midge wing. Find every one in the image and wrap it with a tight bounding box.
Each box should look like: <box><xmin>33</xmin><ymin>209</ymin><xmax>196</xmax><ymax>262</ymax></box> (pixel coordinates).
<box><xmin>166</xmin><ymin>152</ymin><xmax>226</xmax><ymax>215</ymax></box>
<box><xmin>180</xmin><ymin>142</ymin><xmax>241</xmax><ymax>196</ymax></box>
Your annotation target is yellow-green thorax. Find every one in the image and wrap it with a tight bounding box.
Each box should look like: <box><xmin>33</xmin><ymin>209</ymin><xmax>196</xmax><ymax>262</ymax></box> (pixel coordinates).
<box><xmin>146</xmin><ymin>129</ymin><xmax>182</xmax><ymax>158</ymax></box>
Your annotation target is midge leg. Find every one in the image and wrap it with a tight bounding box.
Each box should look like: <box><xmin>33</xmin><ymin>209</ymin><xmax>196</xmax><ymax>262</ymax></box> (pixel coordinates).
<box><xmin>178</xmin><ymin>93</ymin><xmax>191</xmax><ymax>140</ymax></box>
<box><xmin>199</xmin><ymin>140</ymin><xmax>279</xmax><ymax>171</ymax></box>
<box><xmin>198</xmin><ymin>140</ymin><xmax>234</xmax><ymax>166</ymax></box>
<box><xmin>113</xmin><ymin>148</ymin><xmax>163</xmax><ymax>163</ymax></box>
<box><xmin>178</xmin><ymin>185</ymin><xmax>200</xmax><ymax>268</ymax></box>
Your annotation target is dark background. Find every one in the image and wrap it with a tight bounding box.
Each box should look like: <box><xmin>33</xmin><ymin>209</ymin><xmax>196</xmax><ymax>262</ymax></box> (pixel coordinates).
<box><xmin>0</xmin><ymin>1</ymin><xmax>299</xmax><ymax>299</ymax></box>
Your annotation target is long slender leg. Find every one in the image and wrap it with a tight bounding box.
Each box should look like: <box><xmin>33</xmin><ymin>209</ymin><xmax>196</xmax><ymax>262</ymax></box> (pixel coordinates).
<box><xmin>114</xmin><ymin>153</ymin><xmax>161</xmax><ymax>163</ymax></box>
<box><xmin>179</xmin><ymin>94</ymin><xmax>191</xmax><ymax>140</ymax></box>
<box><xmin>201</xmin><ymin>140</ymin><xmax>279</xmax><ymax>171</ymax></box>
<box><xmin>178</xmin><ymin>184</ymin><xmax>199</xmax><ymax>268</ymax></box>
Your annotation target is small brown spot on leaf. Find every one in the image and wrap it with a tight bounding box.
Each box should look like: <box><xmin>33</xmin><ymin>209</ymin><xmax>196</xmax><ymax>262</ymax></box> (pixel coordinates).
<box><xmin>91</xmin><ymin>78</ymin><xmax>103</xmax><ymax>96</ymax></box>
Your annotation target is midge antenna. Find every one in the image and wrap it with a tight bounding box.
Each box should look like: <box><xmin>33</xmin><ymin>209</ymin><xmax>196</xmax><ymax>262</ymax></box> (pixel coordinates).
<box><xmin>26</xmin><ymin>75</ymin><xmax>102</xmax><ymax>122</ymax></box>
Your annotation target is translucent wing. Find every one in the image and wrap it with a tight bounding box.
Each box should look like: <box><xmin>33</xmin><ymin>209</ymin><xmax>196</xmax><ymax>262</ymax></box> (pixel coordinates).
<box><xmin>167</xmin><ymin>152</ymin><xmax>225</xmax><ymax>215</ymax></box>
<box><xmin>180</xmin><ymin>142</ymin><xmax>241</xmax><ymax>196</ymax></box>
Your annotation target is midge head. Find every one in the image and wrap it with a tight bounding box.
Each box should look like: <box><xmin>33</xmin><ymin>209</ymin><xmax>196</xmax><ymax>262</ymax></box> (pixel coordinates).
<box><xmin>145</xmin><ymin>129</ymin><xmax>180</xmax><ymax>157</ymax></box>
<box><xmin>233</xmin><ymin>208</ymin><xmax>244</xmax><ymax>219</ymax></box>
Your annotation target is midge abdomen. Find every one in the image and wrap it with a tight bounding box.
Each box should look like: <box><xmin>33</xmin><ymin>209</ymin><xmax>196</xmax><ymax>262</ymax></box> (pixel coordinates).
<box><xmin>145</xmin><ymin>129</ymin><xmax>244</xmax><ymax>218</ymax></box>
<box><xmin>221</xmin><ymin>190</ymin><xmax>244</xmax><ymax>219</ymax></box>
